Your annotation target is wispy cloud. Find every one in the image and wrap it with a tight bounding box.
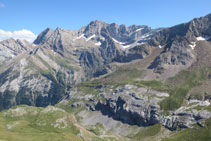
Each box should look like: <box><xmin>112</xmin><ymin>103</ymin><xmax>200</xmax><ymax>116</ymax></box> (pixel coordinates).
<box><xmin>0</xmin><ymin>2</ymin><xmax>5</xmax><ymax>7</ymax></box>
<box><xmin>0</xmin><ymin>29</ymin><xmax>37</xmax><ymax>43</ymax></box>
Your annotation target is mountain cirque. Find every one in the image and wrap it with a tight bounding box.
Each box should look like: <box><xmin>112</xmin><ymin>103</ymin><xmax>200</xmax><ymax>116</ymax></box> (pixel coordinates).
<box><xmin>0</xmin><ymin>14</ymin><xmax>211</xmax><ymax>140</ymax></box>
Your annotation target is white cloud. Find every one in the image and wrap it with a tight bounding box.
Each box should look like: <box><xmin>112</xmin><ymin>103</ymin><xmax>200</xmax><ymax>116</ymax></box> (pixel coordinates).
<box><xmin>0</xmin><ymin>29</ymin><xmax>37</xmax><ymax>43</ymax></box>
<box><xmin>0</xmin><ymin>2</ymin><xmax>5</xmax><ymax>7</ymax></box>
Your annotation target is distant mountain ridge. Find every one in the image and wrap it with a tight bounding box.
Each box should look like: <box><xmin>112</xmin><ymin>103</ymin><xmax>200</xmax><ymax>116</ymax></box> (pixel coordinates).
<box><xmin>148</xmin><ymin>13</ymin><xmax>211</xmax><ymax>72</ymax></box>
<box><xmin>0</xmin><ymin>38</ymin><xmax>33</xmax><ymax>62</ymax></box>
<box><xmin>0</xmin><ymin>13</ymin><xmax>211</xmax><ymax>111</ymax></box>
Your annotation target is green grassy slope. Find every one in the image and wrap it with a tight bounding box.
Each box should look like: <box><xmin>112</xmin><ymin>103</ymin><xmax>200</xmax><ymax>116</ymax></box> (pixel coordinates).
<box><xmin>0</xmin><ymin>105</ymin><xmax>82</xmax><ymax>141</ymax></box>
<box><xmin>0</xmin><ymin>105</ymin><xmax>120</xmax><ymax>141</ymax></box>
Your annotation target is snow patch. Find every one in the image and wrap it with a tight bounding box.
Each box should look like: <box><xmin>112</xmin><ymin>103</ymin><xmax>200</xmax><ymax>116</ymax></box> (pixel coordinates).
<box><xmin>100</xmin><ymin>36</ymin><xmax>105</xmax><ymax>41</ymax></box>
<box><xmin>73</xmin><ymin>34</ymin><xmax>96</xmax><ymax>42</ymax></box>
<box><xmin>77</xmin><ymin>34</ymin><xmax>85</xmax><ymax>39</ymax></box>
<box><xmin>196</xmin><ymin>36</ymin><xmax>209</xmax><ymax>41</ymax></box>
<box><xmin>86</xmin><ymin>34</ymin><xmax>96</xmax><ymax>41</ymax></box>
<box><xmin>137</xmin><ymin>42</ymin><xmax>145</xmax><ymax>46</ymax></box>
<box><xmin>122</xmin><ymin>45</ymin><xmax>131</xmax><ymax>49</ymax></box>
<box><xmin>51</xmin><ymin>49</ymin><xmax>57</xmax><ymax>54</ymax></box>
<box><xmin>73</xmin><ymin>34</ymin><xmax>85</xmax><ymax>41</ymax></box>
<box><xmin>140</xmin><ymin>33</ymin><xmax>151</xmax><ymax>40</ymax></box>
<box><xmin>112</xmin><ymin>38</ymin><xmax>126</xmax><ymax>45</ymax></box>
<box><xmin>135</xmin><ymin>28</ymin><xmax>144</xmax><ymax>32</ymax></box>
<box><xmin>112</xmin><ymin>38</ymin><xmax>140</xmax><ymax>49</ymax></box>
<box><xmin>95</xmin><ymin>42</ymin><xmax>101</xmax><ymax>46</ymax></box>
<box><xmin>189</xmin><ymin>42</ymin><xmax>196</xmax><ymax>50</ymax></box>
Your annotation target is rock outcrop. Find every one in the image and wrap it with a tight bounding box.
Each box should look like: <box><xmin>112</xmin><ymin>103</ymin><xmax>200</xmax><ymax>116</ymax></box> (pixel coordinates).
<box><xmin>68</xmin><ymin>83</ymin><xmax>211</xmax><ymax>131</ymax></box>
<box><xmin>95</xmin><ymin>93</ymin><xmax>161</xmax><ymax>126</ymax></box>
<box><xmin>0</xmin><ymin>38</ymin><xmax>33</xmax><ymax>62</ymax></box>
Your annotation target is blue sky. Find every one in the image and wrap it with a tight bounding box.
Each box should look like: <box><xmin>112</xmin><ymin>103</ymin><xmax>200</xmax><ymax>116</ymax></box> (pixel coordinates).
<box><xmin>0</xmin><ymin>0</ymin><xmax>211</xmax><ymax>42</ymax></box>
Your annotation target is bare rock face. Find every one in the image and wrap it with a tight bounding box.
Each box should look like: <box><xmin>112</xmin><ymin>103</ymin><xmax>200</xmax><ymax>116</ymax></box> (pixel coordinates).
<box><xmin>148</xmin><ymin>14</ymin><xmax>211</xmax><ymax>73</ymax></box>
<box><xmin>70</xmin><ymin>84</ymin><xmax>168</xmax><ymax>127</ymax></box>
<box><xmin>95</xmin><ymin>94</ymin><xmax>161</xmax><ymax>126</ymax></box>
<box><xmin>0</xmin><ymin>38</ymin><xmax>32</xmax><ymax>62</ymax></box>
<box><xmin>33</xmin><ymin>28</ymin><xmax>55</xmax><ymax>45</ymax></box>
<box><xmin>163</xmin><ymin>109</ymin><xmax>211</xmax><ymax>130</ymax></box>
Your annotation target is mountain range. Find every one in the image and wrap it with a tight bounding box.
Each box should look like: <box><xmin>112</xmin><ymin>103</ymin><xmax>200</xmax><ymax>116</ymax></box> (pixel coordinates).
<box><xmin>0</xmin><ymin>13</ymin><xmax>211</xmax><ymax>140</ymax></box>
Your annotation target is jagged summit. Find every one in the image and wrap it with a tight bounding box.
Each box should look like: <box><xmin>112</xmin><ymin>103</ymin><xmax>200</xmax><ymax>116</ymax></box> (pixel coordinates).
<box><xmin>146</xmin><ymin>13</ymin><xmax>211</xmax><ymax>76</ymax></box>
<box><xmin>0</xmin><ymin>38</ymin><xmax>32</xmax><ymax>61</ymax></box>
<box><xmin>32</xmin><ymin>20</ymin><xmax>155</xmax><ymax>57</ymax></box>
<box><xmin>33</xmin><ymin>27</ymin><xmax>54</xmax><ymax>44</ymax></box>
<box><xmin>88</xmin><ymin>20</ymin><xmax>108</xmax><ymax>26</ymax></box>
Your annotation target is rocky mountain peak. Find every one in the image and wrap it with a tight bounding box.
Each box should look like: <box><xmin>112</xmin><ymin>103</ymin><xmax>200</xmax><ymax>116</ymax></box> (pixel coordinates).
<box><xmin>147</xmin><ymin>13</ymin><xmax>211</xmax><ymax>76</ymax></box>
<box><xmin>83</xmin><ymin>20</ymin><xmax>108</xmax><ymax>36</ymax></box>
<box><xmin>89</xmin><ymin>20</ymin><xmax>107</xmax><ymax>26</ymax></box>
<box><xmin>33</xmin><ymin>27</ymin><xmax>54</xmax><ymax>45</ymax></box>
<box><xmin>0</xmin><ymin>38</ymin><xmax>31</xmax><ymax>50</ymax></box>
<box><xmin>1</xmin><ymin>38</ymin><xmax>19</xmax><ymax>45</ymax></box>
<box><xmin>33</xmin><ymin>20</ymin><xmax>155</xmax><ymax>53</ymax></box>
<box><xmin>55</xmin><ymin>27</ymin><xmax>62</xmax><ymax>31</ymax></box>
<box><xmin>0</xmin><ymin>38</ymin><xmax>32</xmax><ymax>61</ymax></box>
